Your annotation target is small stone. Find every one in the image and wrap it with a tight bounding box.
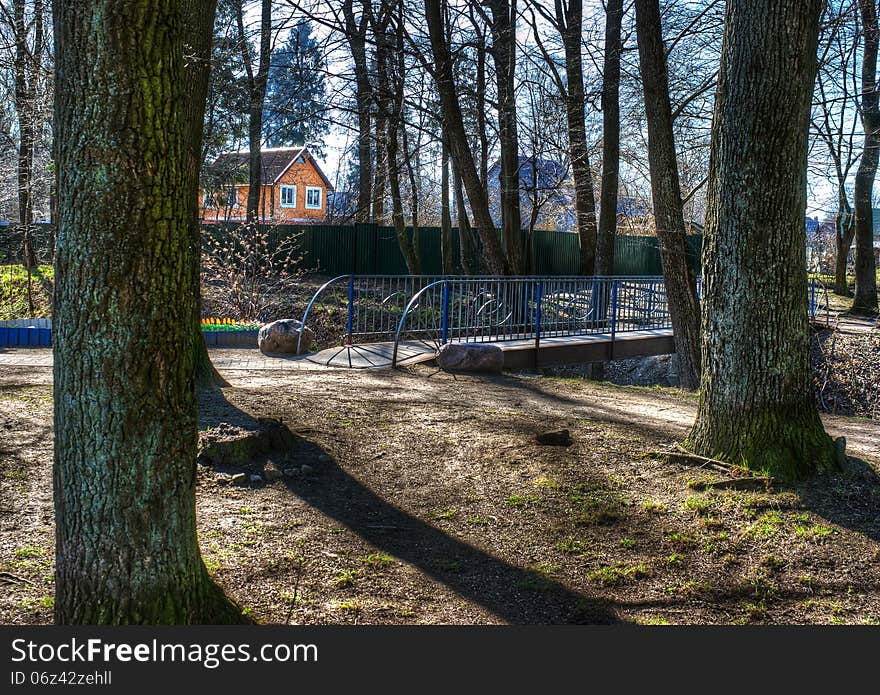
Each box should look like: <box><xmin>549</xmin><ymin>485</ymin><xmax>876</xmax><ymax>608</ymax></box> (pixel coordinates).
<box><xmin>536</xmin><ymin>429</ymin><xmax>573</xmax><ymax>446</ymax></box>
<box><xmin>264</xmin><ymin>466</ymin><xmax>283</xmax><ymax>481</ymax></box>
<box><xmin>317</xmin><ymin>454</ymin><xmax>331</xmax><ymax>463</ymax></box>
<box><xmin>215</xmin><ymin>473</ymin><xmax>232</xmax><ymax>486</ymax></box>
<box><xmin>436</xmin><ymin>342</ymin><xmax>504</xmax><ymax>373</ymax></box>
<box><xmin>282</xmin><ymin>467</ymin><xmax>299</xmax><ymax>477</ymax></box>
<box><xmin>301</xmin><ymin>464</ymin><xmax>314</xmax><ymax>476</ymax></box>
<box><xmin>249</xmin><ymin>473</ymin><xmax>263</xmax><ymax>483</ymax></box>
<box><xmin>231</xmin><ymin>473</ymin><xmax>248</xmax><ymax>486</ymax></box>
<box><xmin>258</xmin><ymin>319</ymin><xmax>315</xmax><ymax>355</ymax></box>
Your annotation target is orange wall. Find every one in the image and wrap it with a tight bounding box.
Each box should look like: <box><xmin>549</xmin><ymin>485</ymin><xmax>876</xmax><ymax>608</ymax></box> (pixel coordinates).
<box><xmin>200</xmin><ymin>158</ymin><xmax>330</xmax><ymax>222</ymax></box>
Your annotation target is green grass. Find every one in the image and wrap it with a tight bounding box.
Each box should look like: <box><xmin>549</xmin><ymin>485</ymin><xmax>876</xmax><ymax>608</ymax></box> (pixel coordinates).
<box><xmin>588</xmin><ymin>562</ymin><xmax>652</xmax><ymax>586</ymax></box>
<box><xmin>0</xmin><ymin>264</ymin><xmax>54</xmax><ymax>319</ymax></box>
<box><xmin>360</xmin><ymin>552</ymin><xmax>396</xmax><ymax>569</ymax></box>
<box><xmin>14</xmin><ymin>545</ymin><xmax>47</xmax><ymax>559</ymax></box>
<box><xmin>505</xmin><ymin>494</ymin><xmax>542</xmax><ymax>509</ymax></box>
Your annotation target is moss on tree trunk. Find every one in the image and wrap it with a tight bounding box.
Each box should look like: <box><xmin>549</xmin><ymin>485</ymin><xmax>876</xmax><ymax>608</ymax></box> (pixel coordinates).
<box><xmin>53</xmin><ymin>0</ymin><xmax>242</xmax><ymax>623</ymax></box>
<box><xmin>686</xmin><ymin>0</ymin><xmax>837</xmax><ymax>481</ymax></box>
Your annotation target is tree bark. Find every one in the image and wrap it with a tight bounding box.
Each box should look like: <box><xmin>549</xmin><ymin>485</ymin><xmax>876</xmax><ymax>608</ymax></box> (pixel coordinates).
<box><xmin>182</xmin><ymin>0</ymin><xmax>228</xmax><ymax>389</ymax></box>
<box><xmin>596</xmin><ymin>0</ymin><xmax>623</xmax><ymax>277</ymax></box>
<box><xmin>425</xmin><ymin>0</ymin><xmax>507</xmax><ymax>274</ymax></box>
<box><xmin>634</xmin><ymin>0</ymin><xmax>701</xmax><ymax>390</ymax></box>
<box><xmin>452</xmin><ymin>142</ymin><xmax>477</xmax><ymax>275</ymax></box>
<box><xmin>441</xmin><ymin>136</ymin><xmax>453</xmax><ymax>275</ymax></box>
<box><xmin>237</xmin><ymin>0</ymin><xmax>272</xmax><ymax>223</ymax></box>
<box><xmin>486</xmin><ymin>0</ymin><xmax>524</xmax><ymax>274</ymax></box>
<box><xmin>558</xmin><ymin>0</ymin><xmax>598</xmax><ymax>276</ymax></box>
<box><xmin>686</xmin><ymin>0</ymin><xmax>837</xmax><ymax>481</ymax></box>
<box><xmin>833</xmin><ymin>200</ymin><xmax>855</xmax><ymax>296</ymax></box>
<box><xmin>53</xmin><ymin>0</ymin><xmax>242</xmax><ymax>623</ymax></box>
<box><xmin>377</xmin><ymin>0</ymin><xmax>418</xmax><ymax>271</ymax></box>
<box><xmin>852</xmin><ymin>0</ymin><xmax>880</xmax><ymax>314</ymax></box>
<box><xmin>342</xmin><ymin>0</ymin><xmax>374</xmax><ymax>223</ymax></box>
<box><xmin>13</xmin><ymin>0</ymin><xmax>42</xmax><ymax>274</ymax></box>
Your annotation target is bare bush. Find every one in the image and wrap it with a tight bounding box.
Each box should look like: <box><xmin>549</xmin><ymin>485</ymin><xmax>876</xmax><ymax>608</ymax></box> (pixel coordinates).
<box><xmin>200</xmin><ymin>222</ymin><xmax>302</xmax><ymax>322</ymax></box>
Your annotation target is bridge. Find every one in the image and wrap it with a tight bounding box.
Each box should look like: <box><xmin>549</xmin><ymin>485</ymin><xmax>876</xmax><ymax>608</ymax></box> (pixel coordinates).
<box><xmin>295</xmin><ymin>275</ymin><xmax>681</xmax><ymax>370</ymax></box>
<box><xmin>296</xmin><ymin>274</ymin><xmax>829</xmax><ymax>370</ymax></box>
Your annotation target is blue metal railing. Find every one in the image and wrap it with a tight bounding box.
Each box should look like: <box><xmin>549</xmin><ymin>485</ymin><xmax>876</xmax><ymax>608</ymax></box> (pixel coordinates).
<box><xmin>387</xmin><ymin>276</ymin><xmax>670</xmax><ymax>366</ymax></box>
<box><xmin>298</xmin><ymin>274</ymin><xmax>824</xmax><ymax>368</ymax></box>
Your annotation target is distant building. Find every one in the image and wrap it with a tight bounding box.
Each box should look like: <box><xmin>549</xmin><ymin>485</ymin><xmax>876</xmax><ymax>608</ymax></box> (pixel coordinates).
<box><xmin>487</xmin><ymin>156</ymin><xmax>574</xmax><ymax>232</ymax></box>
<box><xmin>200</xmin><ymin>146</ymin><xmax>333</xmax><ymax>223</ymax></box>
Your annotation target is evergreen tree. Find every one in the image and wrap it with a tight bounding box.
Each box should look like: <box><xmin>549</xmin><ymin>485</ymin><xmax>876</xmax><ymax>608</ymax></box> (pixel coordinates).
<box><xmin>263</xmin><ymin>20</ymin><xmax>328</xmax><ymax>151</ymax></box>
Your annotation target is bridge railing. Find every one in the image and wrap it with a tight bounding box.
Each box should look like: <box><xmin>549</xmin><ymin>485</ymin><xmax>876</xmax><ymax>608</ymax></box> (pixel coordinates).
<box><xmin>297</xmin><ymin>274</ymin><xmax>452</xmax><ymax>353</ymax></box>
<box><xmin>389</xmin><ymin>276</ymin><xmax>670</xmax><ymax>366</ymax></box>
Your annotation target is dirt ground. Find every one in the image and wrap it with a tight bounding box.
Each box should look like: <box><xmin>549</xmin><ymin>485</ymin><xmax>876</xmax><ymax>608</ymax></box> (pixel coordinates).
<box><xmin>1</xmin><ymin>357</ymin><xmax>879</xmax><ymax>625</ymax></box>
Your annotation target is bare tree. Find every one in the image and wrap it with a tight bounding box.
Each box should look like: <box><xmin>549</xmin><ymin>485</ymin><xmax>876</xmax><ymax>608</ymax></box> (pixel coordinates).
<box><xmin>424</xmin><ymin>0</ymin><xmax>507</xmax><ymax>274</ymax></box>
<box><xmin>529</xmin><ymin>0</ymin><xmax>598</xmax><ymax>275</ymax></box>
<box><xmin>596</xmin><ymin>0</ymin><xmax>624</xmax><ymax>277</ymax></box>
<box><xmin>634</xmin><ymin>0</ymin><xmax>701</xmax><ymax>390</ymax></box>
<box><xmin>811</xmin><ymin>1</ymin><xmax>861</xmax><ymax>295</ymax></box>
<box><xmin>687</xmin><ymin>0</ymin><xmax>837</xmax><ymax>480</ymax></box>
<box><xmin>236</xmin><ymin>0</ymin><xmax>273</xmax><ymax>222</ymax></box>
<box><xmin>852</xmin><ymin>0</ymin><xmax>879</xmax><ymax>314</ymax></box>
<box><xmin>53</xmin><ymin>0</ymin><xmax>242</xmax><ymax>623</ymax></box>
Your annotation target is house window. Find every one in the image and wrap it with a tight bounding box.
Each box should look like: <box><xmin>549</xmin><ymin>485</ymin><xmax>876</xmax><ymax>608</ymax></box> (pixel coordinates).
<box><xmin>226</xmin><ymin>187</ymin><xmax>237</xmax><ymax>207</ymax></box>
<box><xmin>204</xmin><ymin>191</ymin><xmax>216</xmax><ymax>208</ymax></box>
<box><xmin>280</xmin><ymin>185</ymin><xmax>297</xmax><ymax>208</ymax></box>
<box><xmin>305</xmin><ymin>186</ymin><xmax>322</xmax><ymax>210</ymax></box>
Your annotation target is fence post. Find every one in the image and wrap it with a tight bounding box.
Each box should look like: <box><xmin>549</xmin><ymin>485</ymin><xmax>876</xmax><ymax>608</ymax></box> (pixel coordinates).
<box><xmin>610</xmin><ymin>279</ymin><xmax>619</xmax><ymax>360</ymax></box>
<box><xmin>346</xmin><ymin>278</ymin><xmax>355</xmax><ymax>344</ymax></box>
<box><xmin>533</xmin><ymin>280</ymin><xmax>542</xmax><ymax>370</ymax></box>
<box><xmin>441</xmin><ymin>281</ymin><xmax>450</xmax><ymax>345</ymax></box>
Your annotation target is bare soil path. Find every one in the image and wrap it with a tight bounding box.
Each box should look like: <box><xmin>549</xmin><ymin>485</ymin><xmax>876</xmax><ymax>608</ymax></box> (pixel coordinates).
<box><xmin>1</xmin><ymin>359</ymin><xmax>878</xmax><ymax>625</ymax></box>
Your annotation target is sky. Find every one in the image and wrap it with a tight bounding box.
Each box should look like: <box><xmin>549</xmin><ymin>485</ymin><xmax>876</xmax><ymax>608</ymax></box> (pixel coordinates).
<box><xmin>262</xmin><ymin>1</ymin><xmax>846</xmax><ymax>223</ymax></box>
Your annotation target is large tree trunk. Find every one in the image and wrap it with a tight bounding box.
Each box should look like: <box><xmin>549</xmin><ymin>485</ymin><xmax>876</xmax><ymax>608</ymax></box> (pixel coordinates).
<box><xmin>596</xmin><ymin>0</ymin><xmax>623</xmax><ymax>277</ymax></box>
<box><xmin>486</xmin><ymin>0</ymin><xmax>524</xmax><ymax>274</ymax></box>
<box><xmin>53</xmin><ymin>0</ymin><xmax>242</xmax><ymax>623</ymax></box>
<box><xmin>342</xmin><ymin>0</ymin><xmax>374</xmax><ymax>223</ymax></box>
<box><xmin>425</xmin><ymin>0</ymin><xmax>507</xmax><ymax>274</ymax></box>
<box><xmin>686</xmin><ymin>0</ymin><xmax>837</xmax><ymax>481</ymax></box>
<box><xmin>183</xmin><ymin>0</ymin><xmax>228</xmax><ymax>389</ymax></box>
<box><xmin>558</xmin><ymin>0</ymin><xmax>598</xmax><ymax>276</ymax></box>
<box><xmin>852</xmin><ymin>0</ymin><xmax>880</xmax><ymax>314</ymax></box>
<box><xmin>634</xmin><ymin>0</ymin><xmax>701</xmax><ymax>390</ymax></box>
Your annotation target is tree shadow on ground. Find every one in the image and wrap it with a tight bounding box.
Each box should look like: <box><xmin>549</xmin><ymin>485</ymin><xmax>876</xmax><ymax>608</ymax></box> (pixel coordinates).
<box><xmin>797</xmin><ymin>456</ymin><xmax>880</xmax><ymax>543</ymax></box>
<box><xmin>199</xmin><ymin>388</ymin><xmax>621</xmax><ymax>625</ymax></box>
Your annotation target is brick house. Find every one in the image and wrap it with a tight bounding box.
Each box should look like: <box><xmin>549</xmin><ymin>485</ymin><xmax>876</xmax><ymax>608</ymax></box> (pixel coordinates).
<box><xmin>200</xmin><ymin>147</ymin><xmax>334</xmax><ymax>223</ymax></box>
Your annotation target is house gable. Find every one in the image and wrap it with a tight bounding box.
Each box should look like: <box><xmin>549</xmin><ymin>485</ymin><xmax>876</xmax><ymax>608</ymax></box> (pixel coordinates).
<box><xmin>201</xmin><ymin>147</ymin><xmax>333</xmax><ymax>223</ymax></box>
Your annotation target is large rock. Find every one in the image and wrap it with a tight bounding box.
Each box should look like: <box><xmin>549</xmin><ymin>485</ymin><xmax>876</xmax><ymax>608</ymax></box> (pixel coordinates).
<box><xmin>436</xmin><ymin>342</ymin><xmax>504</xmax><ymax>373</ymax></box>
<box><xmin>258</xmin><ymin>319</ymin><xmax>314</xmax><ymax>355</ymax></box>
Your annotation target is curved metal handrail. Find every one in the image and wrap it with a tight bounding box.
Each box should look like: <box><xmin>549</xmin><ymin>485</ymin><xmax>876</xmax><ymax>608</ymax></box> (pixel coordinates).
<box><xmin>296</xmin><ymin>274</ymin><xmax>351</xmax><ymax>353</ymax></box>
<box><xmin>391</xmin><ymin>279</ymin><xmax>448</xmax><ymax>367</ymax></box>
<box><xmin>809</xmin><ymin>276</ymin><xmax>832</xmax><ymax>327</ymax></box>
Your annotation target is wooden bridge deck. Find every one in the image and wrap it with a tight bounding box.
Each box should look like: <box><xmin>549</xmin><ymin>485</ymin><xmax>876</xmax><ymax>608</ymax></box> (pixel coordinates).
<box><xmin>0</xmin><ymin>329</ymin><xmax>674</xmax><ymax>371</ymax></box>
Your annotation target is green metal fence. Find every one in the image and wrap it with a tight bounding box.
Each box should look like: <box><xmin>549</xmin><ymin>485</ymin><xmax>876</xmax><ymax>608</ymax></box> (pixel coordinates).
<box><xmin>1</xmin><ymin>222</ymin><xmax>702</xmax><ymax>277</ymax></box>
<box><xmin>208</xmin><ymin>223</ymin><xmax>702</xmax><ymax>277</ymax></box>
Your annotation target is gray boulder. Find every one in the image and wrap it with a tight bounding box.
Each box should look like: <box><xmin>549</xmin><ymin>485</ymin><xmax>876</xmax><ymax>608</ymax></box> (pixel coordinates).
<box><xmin>436</xmin><ymin>342</ymin><xmax>504</xmax><ymax>373</ymax></box>
<box><xmin>258</xmin><ymin>319</ymin><xmax>314</xmax><ymax>355</ymax></box>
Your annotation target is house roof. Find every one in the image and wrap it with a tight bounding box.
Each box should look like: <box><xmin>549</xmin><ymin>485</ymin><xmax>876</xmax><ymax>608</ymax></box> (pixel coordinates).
<box><xmin>488</xmin><ymin>156</ymin><xmax>570</xmax><ymax>192</ymax></box>
<box><xmin>206</xmin><ymin>147</ymin><xmax>334</xmax><ymax>189</ymax></box>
